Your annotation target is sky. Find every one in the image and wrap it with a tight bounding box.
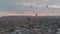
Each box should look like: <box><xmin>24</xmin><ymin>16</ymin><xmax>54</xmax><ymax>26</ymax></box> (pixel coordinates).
<box><xmin>0</xmin><ymin>0</ymin><xmax>60</xmax><ymax>16</ymax></box>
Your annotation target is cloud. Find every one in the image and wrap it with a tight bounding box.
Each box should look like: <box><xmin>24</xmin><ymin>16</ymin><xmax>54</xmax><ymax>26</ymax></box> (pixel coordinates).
<box><xmin>21</xmin><ymin>2</ymin><xmax>47</xmax><ymax>7</ymax></box>
<box><xmin>48</xmin><ymin>5</ymin><xmax>60</xmax><ymax>8</ymax></box>
<box><xmin>0</xmin><ymin>0</ymin><xmax>60</xmax><ymax>16</ymax></box>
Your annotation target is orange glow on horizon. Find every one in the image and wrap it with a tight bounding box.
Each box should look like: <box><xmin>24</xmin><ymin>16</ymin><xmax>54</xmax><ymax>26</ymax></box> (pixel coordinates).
<box><xmin>38</xmin><ymin>14</ymin><xmax>48</xmax><ymax>16</ymax></box>
<box><xmin>0</xmin><ymin>13</ymin><xmax>59</xmax><ymax>16</ymax></box>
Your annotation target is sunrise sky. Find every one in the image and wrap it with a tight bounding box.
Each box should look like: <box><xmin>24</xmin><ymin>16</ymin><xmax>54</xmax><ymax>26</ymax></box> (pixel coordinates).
<box><xmin>0</xmin><ymin>0</ymin><xmax>60</xmax><ymax>16</ymax></box>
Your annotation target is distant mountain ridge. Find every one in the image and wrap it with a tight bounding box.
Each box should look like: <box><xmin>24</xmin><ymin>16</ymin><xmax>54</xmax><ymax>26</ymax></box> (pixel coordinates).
<box><xmin>1</xmin><ymin>16</ymin><xmax>60</xmax><ymax>19</ymax></box>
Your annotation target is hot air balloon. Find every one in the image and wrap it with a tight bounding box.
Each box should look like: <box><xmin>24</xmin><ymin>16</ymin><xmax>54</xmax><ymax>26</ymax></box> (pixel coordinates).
<box><xmin>46</xmin><ymin>5</ymin><xmax>48</xmax><ymax>8</ymax></box>
<box><xmin>51</xmin><ymin>12</ymin><xmax>54</xmax><ymax>14</ymax></box>
<box><xmin>30</xmin><ymin>6</ymin><xmax>33</xmax><ymax>8</ymax></box>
